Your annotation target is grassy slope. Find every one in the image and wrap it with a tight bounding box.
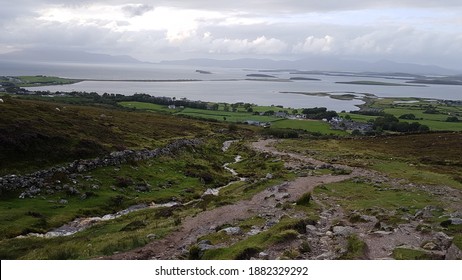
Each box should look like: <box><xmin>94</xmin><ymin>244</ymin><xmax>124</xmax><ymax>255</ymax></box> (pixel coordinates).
<box><xmin>1</xmin><ymin>76</ymin><xmax>80</xmax><ymax>87</ymax></box>
<box><xmin>278</xmin><ymin>133</ymin><xmax>462</xmax><ymax>190</ymax></box>
<box><xmin>0</xmin><ymin>97</ymin><xmax>218</xmax><ymax>175</ymax></box>
<box><xmin>342</xmin><ymin>98</ymin><xmax>462</xmax><ymax>131</ymax></box>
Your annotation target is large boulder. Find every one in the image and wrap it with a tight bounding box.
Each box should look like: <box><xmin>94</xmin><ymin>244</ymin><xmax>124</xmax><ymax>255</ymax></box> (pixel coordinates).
<box><xmin>221</xmin><ymin>227</ymin><xmax>242</xmax><ymax>235</ymax></box>
<box><xmin>446</xmin><ymin>244</ymin><xmax>462</xmax><ymax>260</ymax></box>
<box><xmin>332</xmin><ymin>226</ymin><xmax>355</xmax><ymax>237</ymax></box>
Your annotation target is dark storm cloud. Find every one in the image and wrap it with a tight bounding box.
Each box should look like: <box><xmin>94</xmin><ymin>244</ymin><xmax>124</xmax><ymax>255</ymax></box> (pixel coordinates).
<box><xmin>122</xmin><ymin>4</ymin><xmax>153</xmax><ymax>17</ymax></box>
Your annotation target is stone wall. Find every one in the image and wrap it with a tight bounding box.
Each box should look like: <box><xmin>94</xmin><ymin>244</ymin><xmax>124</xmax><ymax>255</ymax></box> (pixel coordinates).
<box><xmin>0</xmin><ymin>138</ymin><xmax>202</xmax><ymax>195</ymax></box>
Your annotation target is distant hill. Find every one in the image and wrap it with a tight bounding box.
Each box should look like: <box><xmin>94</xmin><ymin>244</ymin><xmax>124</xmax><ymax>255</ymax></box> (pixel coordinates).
<box><xmin>0</xmin><ymin>49</ymin><xmax>143</xmax><ymax>64</ymax></box>
<box><xmin>161</xmin><ymin>57</ymin><xmax>459</xmax><ymax>75</ymax></box>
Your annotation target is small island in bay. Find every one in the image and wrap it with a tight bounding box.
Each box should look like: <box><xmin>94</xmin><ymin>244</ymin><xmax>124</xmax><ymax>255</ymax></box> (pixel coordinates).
<box><xmin>195</xmin><ymin>70</ymin><xmax>212</xmax><ymax>74</ymax></box>
<box><xmin>336</xmin><ymin>80</ymin><xmax>425</xmax><ymax>87</ymax></box>
<box><xmin>246</xmin><ymin>73</ymin><xmax>276</xmax><ymax>78</ymax></box>
<box><xmin>290</xmin><ymin>77</ymin><xmax>321</xmax><ymax>81</ymax></box>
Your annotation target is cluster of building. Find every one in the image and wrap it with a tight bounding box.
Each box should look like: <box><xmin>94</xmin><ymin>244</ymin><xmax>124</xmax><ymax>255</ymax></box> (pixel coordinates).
<box><xmin>328</xmin><ymin>117</ymin><xmax>373</xmax><ymax>133</ymax></box>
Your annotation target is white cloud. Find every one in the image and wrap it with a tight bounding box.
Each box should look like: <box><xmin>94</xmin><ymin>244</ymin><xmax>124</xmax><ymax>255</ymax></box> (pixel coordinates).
<box><xmin>210</xmin><ymin>36</ymin><xmax>287</xmax><ymax>54</ymax></box>
<box><xmin>0</xmin><ymin>1</ymin><xmax>461</xmax><ymax>68</ymax></box>
<box><xmin>293</xmin><ymin>35</ymin><xmax>335</xmax><ymax>54</ymax></box>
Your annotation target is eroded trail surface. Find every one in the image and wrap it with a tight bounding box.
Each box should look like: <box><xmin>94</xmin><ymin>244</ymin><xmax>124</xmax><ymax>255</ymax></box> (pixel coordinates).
<box><xmin>108</xmin><ymin>139</ymin><xmax>358</xmax><ymax>259</ymax></box>
<box><xmin>109</xmin><ymin>139</ymin><xmax>462</xmax><ymax>260</ymax></box>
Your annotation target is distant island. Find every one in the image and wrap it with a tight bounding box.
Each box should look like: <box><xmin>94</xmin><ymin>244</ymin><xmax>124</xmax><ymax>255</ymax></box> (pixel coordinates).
<box><xmin>336</xmin><ymin>80</ymin><xmax>425</xmax><ymax>87</ymax></box>
<box><xmin>195</xmin><ymin>70</ymin><xmax>212</xmax><ymax>74</ymax></box>
<box><xmin>406</xmin><ymin>79</ymin><xmax>462</xmax><ymax>86</ymax></box>
<box><xmin>290</xmin><ymin>77</ymin><xmax>321</xmax><ymax>81</ymax></box>
<box><xmin>246</xmin><ymin>74</ymin><xmax>276</xmax><ymax>78</ymax></box>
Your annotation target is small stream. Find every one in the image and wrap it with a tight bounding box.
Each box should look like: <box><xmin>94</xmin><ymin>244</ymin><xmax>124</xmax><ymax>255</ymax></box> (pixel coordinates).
<box><xmin>202</xmin><ymin>155</ymin><xmax>245</xmax><ymax>196</ymax></box>
<box><xmin>20</xmin><ymin>140</ymin><xmax>242</xmax><ymax>239</ymax></box>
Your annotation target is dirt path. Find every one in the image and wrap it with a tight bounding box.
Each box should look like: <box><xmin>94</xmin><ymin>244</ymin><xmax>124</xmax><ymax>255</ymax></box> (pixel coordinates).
<box><xmin>107</xmin><ymin>139</ymin><xmax>462</xmax><ymax>260</ymax></box>
<box><xmin>107</xmin><ymin>139</ymin><xmax>357</xmax><ymax>259</ymax></box>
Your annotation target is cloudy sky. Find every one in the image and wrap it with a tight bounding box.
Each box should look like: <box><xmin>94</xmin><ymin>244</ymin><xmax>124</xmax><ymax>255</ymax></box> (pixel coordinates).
<box><xmin>1</xmin><ymin>0</ymin><xmax>462</xmax><ymax>68</ymax></box>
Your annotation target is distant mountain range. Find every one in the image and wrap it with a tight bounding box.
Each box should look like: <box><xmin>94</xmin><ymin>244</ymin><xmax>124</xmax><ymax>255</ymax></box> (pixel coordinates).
<box><xmin>0</xmin><ymin>49</ymin><xmax>459</xmax><ymax>75</ymax></box>
<box><xmin>161</xmin><ymin>57</ymin><xmax>459</xmax><ymax>75</ymax></box>
<box><xmin>0</xmin><ymin>49</ymin><xmax>142</xmax><ymax>64</ymax></box>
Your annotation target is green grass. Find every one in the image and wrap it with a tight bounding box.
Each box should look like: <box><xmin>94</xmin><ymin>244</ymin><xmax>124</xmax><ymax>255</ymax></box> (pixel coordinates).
<box><xmin>118</xmin><ymin>101</ymin><xmax>173</xmax><ymax>113</ymax></box>
<box><xmin>0</xmin><ymin>142</ymin><xmax>233</xmax><ymax>241</ymax></box>
<box><xmin>354</xmin><ymin>97</ymin><xmax>462</xmax><ymax>131</ymax></box>
<box><xmin>13</xmin><ymin>76</ymin><xmax>80</xmax><ymax>87</ymax></box>
<box><xmin>271</xmin><ymin>119</ymin><xmax>347</xmax><ymax>135</ymax></box>
<box><xmin>277</xmin><ymin>133</ymin><xmax>462</xmax><ymax>190</ymax></box>
<box><xmin>0</xmin><ymin>97</ymin><xmax>220</xmax><ymax>174</ymax></box>
<box><xmin>392</xmin><ymin>248</ymin><xmax>440</xmax><ymax>260</ymax></box>
<box><xmin>454</xmin><ymin>235</ymin><xmax>462</xmax><ymax>250</ymax></box>
<box><xmin>201</xmin><ymin>217</ymin><xmax>307</xmax><ymax>260</ymax></box>
<box><xmin>315</xmin><ymin>180</ymin><xmax>440</xmax><ymax>213</ymax></box>
<box><xmin>176</xmin><ymin>108</ymin><xmax>278</xmax><ymax>123</ymax></box>
<box><xmin>0</xmin><ymin>206</ymin><xmax>178</xmax><ymax>259</ymax></box>
<box><xmin>338</xmin><ymin>235</ymin><xmax>367</xmax><ymax>260</ymax></box>
<box><xmin>372</xmin><ymin>161</ymin><xmax>462</xmax><ymax>189</ymax></box>
<box><xmin>119</xmin><ymin>101</ymin><xmax>347</xmax><ymax>135</ymax></box>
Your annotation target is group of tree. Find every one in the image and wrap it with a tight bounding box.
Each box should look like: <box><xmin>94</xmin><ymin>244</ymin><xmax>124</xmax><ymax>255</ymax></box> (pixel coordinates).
<box><xmin>371</xmin><ymin>113</ymin><xmax>429</xmax><ymax>133</ymax></box>
<box><xmin>301</xmin><ymin>107</ymin><xmax>338</xmax><ymax>120</ymax></box>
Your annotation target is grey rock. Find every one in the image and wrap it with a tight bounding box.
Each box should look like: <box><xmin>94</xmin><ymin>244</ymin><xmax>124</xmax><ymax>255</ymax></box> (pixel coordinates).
<box><xmin>435</xmin><ymin>232</ymin><xmax>453</xmax><ymax>249</ymax></box>
<box><xmin>222</xmin><ymin>227</ymin><xmax>242</xmax><ymax>235</ymax></box>
<box><xmin>67</xmin><ymin>187</ymin><xmax>80</xmax><ymax>195</ymax></box>
<box><xmin>135</xmin><ymin>183</ymin><xmax>151</xmax><ymax>192</ymax></box>
<box><xmin>422</xmin><ymin>241</ymin><xmax>439</xmax><ymax>251</ymax></box>
<box><xmin>146</xmin><ymin>234</ymin><xmax>157</xmax><ymax>240</ymax></box>
<box><xmin>259</xmin><ymin>252</ymin><xmax>269</xmax><ymax>260</ymax></box>
<box><xmin>333</xmin><ymin>226</ymin><xmax>355</xmax><ymax>237</ymax></box>
<box><xmin>372</xmin><ymin>231</ymin><xmax>393</xmax><ymax>236</ymax></box>
<box><xmin>306</xmin><ymin>225</ymin><xmax>317</xmax><ymax>232</ymax></box>
<box><xmin>414</xmin><ymin>206</ymin><xmax>442</xmax><ymax>219</ymax></box>
<box><xmin>315</xmin><ymin>251</ymin><xmax>336</xmax><ymax>260</ymax></box>
<box><xmin>445</xmin><ymin>244</ymin><xmax>462</xmax><ymax>260</ymax></box>
<box><xmin>197</xmin><ymin>240</ymin><xmax>214</xmax><ymax>251</ymax></box>
<box><xmin>247</xmin><ymin>227</ymin><xmax>262</xmax><ymax>236</ymax></box>
<box><xmin>58</xmin><ymin>199</ymin><xmax>68</xmax><ymax>204</ymax></box>
<box><xmin>450</xmin><ymin>218</ymin><xmax>462</xmax><ymax>225</ymax></box>
<box><xmin>275</xmin><ymin>192</ymin><xmax>290</xmax><ymax>201</ymax></box>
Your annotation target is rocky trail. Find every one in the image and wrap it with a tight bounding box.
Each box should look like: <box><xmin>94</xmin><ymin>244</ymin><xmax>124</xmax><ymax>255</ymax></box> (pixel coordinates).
<box><xmin>108</xmin><ymin>139</ymin><xmax>462</xmax><ymax>260</ymax></box>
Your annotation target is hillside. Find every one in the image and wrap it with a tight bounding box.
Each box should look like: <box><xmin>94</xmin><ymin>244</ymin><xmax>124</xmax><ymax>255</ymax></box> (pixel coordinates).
<box><xmin>0</xmin><ymin>94</ymin><xmax>461</xmax><ymax>260</ymax></box>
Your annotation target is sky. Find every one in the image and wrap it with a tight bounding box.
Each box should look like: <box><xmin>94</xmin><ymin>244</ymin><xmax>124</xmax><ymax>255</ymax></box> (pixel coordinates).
<box><xmin>1</xmin><ymin>0</ymin><xmax>462</xmax><ymax>69</ymax></box>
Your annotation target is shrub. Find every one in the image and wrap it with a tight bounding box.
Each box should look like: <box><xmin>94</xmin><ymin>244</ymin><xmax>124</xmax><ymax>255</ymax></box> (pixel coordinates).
<box><xmin>115</xmin><ymin>176</ymin><xmax>133</xmax><ymax>188</ymax></box>
<box><xmin>282</xmin><ymin>248</ymin><xmax>300</xmax><ymax>259</ymax></box>
<box><xmin>273</xmin><ymin>230</ymin><xmax>299</xmax><ymax>243</ymax></box>
<box><xmin>339</xmin><ymin>235</ymin><xmax>367</xmax><ymax>260</ymax></box>
<box><xmin>399</xmin><ymin>114</ymin><xmax>417</xmax><ymax>120</ymax></box>
<box><xmin>446</xmin><ymin>116</ymin><xmax>459</xmax><ymax>122</ymax></box>
<box><xmin>188</xmin><ymin>245</ymin><xmax>202</xmax><ymax>260</ymax></box>
<box><xmin>296</xmin><ymin>192</ymin><xmax>312</xmax><ymax>207</ymax></box>
<box><xmin>299</xmin><ymin>241</ymin><xmax>312</xmax><ymax>253</ymax></box>
<box><xmin>120</xmin><ymin>220</ymin><xmax>146</xmax><ymax>232</ymax></box>
<box><xmin>235</xmin><ymin>247</ymin><xmax>260</xmax><ymax>260</ymax></box>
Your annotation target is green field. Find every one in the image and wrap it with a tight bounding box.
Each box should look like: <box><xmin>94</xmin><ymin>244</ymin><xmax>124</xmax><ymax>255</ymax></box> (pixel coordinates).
<box><xmin>1</xmin><ymin>76</ymin><xmax>81</xmax><ymax>87</ymax></box>
<box><xmin>118</xmin><ymin>101</ymin><xmax>173</xmax><ymax>113</ymax></box>
<box><xmin>118</xmin><ymin>101</ymin><xmax>348</xmax><ymax>134</ymax></box>
<box><xmin>271</xmin><ymin>119</ymin><xmax>347</xmax><ymax>135</ymax></box>
<box><xmin>341</xmin><ymin>97</ymin><xmax>462</xmax><ymax>131</ymax></box>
